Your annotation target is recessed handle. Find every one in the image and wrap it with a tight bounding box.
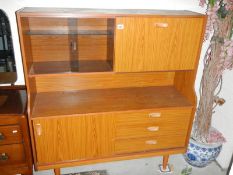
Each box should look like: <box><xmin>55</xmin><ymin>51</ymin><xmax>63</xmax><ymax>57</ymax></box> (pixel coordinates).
<box><xmin>147</xmin><ymin>126</ymin><xmax>160</xmax><ymax>132</ymax></box>
<box><xmin>149</xmin><ymin>112</ymin><xmax>161</xmax><ymax>118</ymax></box>
<box><xmin>0</xmin><ymin>133</ymin><xmax>4</xmax><ymax>141</ymax></box>
<box><xmin>35</xmin><ymin>123</ymin><xmax>42</xmax><ymax>136</ymax></box>
<box><xmin>0</xmin><ymin>153</ymin><xmax>8</xmax><ymax>160</ymax></box>
<box><xmin>71</xmin><ymin>41</ymin><xmax>77</xmax><ymax>51</ymax></box>
<box><xmin>154</xmin><ymin>22</ymin><xmax>168</xmax><ymax>28</ymax></box>
<box><xmin>145</xmin><ymin>140</ymin><xmax>157</xmax><ymax>145</ymax></box>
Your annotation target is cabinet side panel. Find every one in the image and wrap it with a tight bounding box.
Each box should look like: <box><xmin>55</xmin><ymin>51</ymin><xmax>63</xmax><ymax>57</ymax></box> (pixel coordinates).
<box><xmin>174</xmin><ymin>16</ymin><xmax>207</xmax><ymax>147</ymax></box>
<box><xmin>16</xmin><ymin>15</ymin><xmax>37</xmax><ymax>116</ymax></box>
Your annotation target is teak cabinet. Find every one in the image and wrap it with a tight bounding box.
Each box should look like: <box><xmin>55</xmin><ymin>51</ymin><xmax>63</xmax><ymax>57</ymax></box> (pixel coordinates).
<box><xmin>16</xmin><ymin>8</ymin><xmax>206</xmax><ymax>175</ymax></box>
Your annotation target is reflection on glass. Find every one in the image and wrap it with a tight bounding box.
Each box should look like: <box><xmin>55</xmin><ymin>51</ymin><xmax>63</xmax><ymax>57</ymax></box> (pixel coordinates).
<box><xmin>0</xmin><ymin>9</ymin><xmax>16</xmax><ymax>84</ymax></box>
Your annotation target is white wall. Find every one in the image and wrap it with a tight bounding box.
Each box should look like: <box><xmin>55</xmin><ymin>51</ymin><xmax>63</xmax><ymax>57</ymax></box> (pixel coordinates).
<box><xmin>0</xmin><ymin>0</ymin><xmax>232</xmax><ymax>170</ymax></box>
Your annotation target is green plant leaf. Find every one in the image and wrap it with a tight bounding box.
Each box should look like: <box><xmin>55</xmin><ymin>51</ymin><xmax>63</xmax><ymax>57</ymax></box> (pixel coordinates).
<box><xmin>209</xmin><ymin>0</ymin><xmax>216</xmax><ymax>7</ymax></box>
<box><xmin>217</xmin><ymin>4</ymin><xmax>228</xmax><ymax>18</ymax></box>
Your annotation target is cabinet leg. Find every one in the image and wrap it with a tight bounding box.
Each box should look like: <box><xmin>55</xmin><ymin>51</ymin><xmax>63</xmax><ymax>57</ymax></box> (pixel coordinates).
<box><xmin>162</xmin><ymin>155</ymin><xmax>169</xmax><ymax>170</ymax></box>
<box><xmin>54</xmin><ymin>168</ymin><xmax>60</xmax><ymax>175</ymax></box>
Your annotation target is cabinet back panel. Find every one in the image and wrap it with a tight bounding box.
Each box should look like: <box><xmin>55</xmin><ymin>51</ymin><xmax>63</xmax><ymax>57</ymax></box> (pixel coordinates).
<box><xmin>35</xmin><ymin>72</ymin><xmax>175</xmax><ymax>92</ymax></box>
<box><xmin>28</xmin><ymin>18</ymin><xmax>112</xmax><ymax>62</ymax></box>
<box><xmin>19</xmin><ymin>18</ymin><xmax>33</xmax><ymax>74</ymax></box>
<box><xmin>78</xmin><ymin>35</ymin><xmax>107</xmax><ymax>60</ymax></box>
<box><xmin>28</xmin><ymin>18</ymin><xmax>69</xmax><ymax>31</ymax></box>
<box><xmin>30</xmin><ymin>35</ymin><xmax>70</xmax><ymax>62</ymax></box>
<box><xmin>77</xmin><ymin>18</ymin><xmax>108</xmax><ymax>31</ymax></box>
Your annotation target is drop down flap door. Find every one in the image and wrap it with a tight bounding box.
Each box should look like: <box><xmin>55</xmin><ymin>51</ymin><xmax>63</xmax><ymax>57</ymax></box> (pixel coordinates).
<box><xmin>114</xmin><ymin>17</ymin><xmax>205</xmax><ymax>72</ymax></box>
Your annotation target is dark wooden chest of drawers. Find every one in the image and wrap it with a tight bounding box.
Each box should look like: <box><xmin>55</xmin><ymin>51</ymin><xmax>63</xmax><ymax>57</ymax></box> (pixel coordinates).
<box><xmin>0</xmin><ymin>88</ymin><xmax>32</xmax><ymax>175</ymax></box>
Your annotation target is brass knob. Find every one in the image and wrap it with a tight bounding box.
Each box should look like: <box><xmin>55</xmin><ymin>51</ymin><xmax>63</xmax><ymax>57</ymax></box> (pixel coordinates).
<box><xmin>0</xmin><ymin>133</ymin><xmax>4</xmax><ymax>141</ymax></box>
<box><xmin>0</xmin><ymin>153</ymin><xmax>8</xmax><ymax>160</ymax></box>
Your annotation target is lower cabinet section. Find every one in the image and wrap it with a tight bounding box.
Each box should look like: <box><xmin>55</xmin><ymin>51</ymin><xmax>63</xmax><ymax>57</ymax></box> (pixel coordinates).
<box><xmin>33</xmin><ymin>107</ymin><xmax>192</xmax><ymax>165</ymax></box>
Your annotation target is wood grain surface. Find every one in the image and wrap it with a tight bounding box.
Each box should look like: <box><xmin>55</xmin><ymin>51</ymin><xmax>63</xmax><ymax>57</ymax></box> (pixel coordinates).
<box><xmin>31</xmin><ymin>86</ymin><xmax>192</xmax><ymax>118</ymax></box>
<box><xmin>114</xmin><ymin>17</ymin><xmax>204</xmax><ymax>72</ymax></box>
<box><xmin>33</xmin><ymin>108</ymin><xmax>190</xmax><ymax>164</ymax></box>
<box><xmin>35</xmin><ymin>72</ymin><xmax>175</xmax><ymax>92</ymax></box>
<box><xmin>16</xmin><ymin>8</ymin><xmax>206</xmax><ymax>172</ymax></box>
<box><xmin>0</xmin><ymin>125</ymin><xmax>22</xmax><ymax>145</ymax></box>
<box><xmin>0</xmin><ymin>144</ymin><xmax>25</xmax><ymax>165</ymax></box>
<box><xmin>115</xmin><ymin>108</ymin><xmax>192</xmax><ymax>139</ymax></box>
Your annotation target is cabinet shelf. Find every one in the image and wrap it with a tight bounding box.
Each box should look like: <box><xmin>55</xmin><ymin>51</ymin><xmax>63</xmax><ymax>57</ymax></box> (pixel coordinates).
<box><xmin>31</xmin><ymin>86</ymin><xmax>192</xmax><ymax>118</ymax></box>
<box><xmin>29</xmin><ymin>60</ymin><xmax>112</xmax><ymax>76</ymax></box>
<box><xmin>27</xmin><ymin>30</ymin><xmax>113</xmax><ymax>35</ymax></box>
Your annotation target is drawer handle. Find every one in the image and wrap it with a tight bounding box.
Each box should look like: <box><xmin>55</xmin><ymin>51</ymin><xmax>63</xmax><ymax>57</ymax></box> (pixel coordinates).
<box><xmin>154</xmin><ymin>22</ymin><xmax>168</xmax><ymax>28</ymax></box>
<box><xmin>149</xmin><ymin>112</ymin><xmax>161</xmax><ymax>118</ymax></box>
<box><xmin>0</xmin><ymin>133</ymin><xmax>4</xmax><ymax>141</ymax></box>
<box><xmin>71</xmin><ymin>41</ymin><xmax>77</xmax><ymax>51</ymax></box>
<box><xmin>145</xmin><ymin>140</ymin><xmax>157</xmax><ymax>145</ymax></box>
<box><xmin>147</xmin><ymin>126</ymin><xmax>159</xmax><ymax>132</ymax></box>
<box><xmin>12</xmin><ymin>130</ymin><xmax>18</xmax><ymax>134</ymax></box>
<box><xmin>0</xmin><ymin>153</ymin><xmax>8</xmax><ymax>160</ymax></box>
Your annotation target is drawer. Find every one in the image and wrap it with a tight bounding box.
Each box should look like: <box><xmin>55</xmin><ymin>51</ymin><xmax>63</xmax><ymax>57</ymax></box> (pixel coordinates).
<box><xmin>0</xmin><ymin>115</ymin><xmax>20</xmax><ymax>126</ymax></box>
<box><xmin>115</xmin><ymin>108</ymin><xmax>192</xmax><ymax>139</ymax></box>
<box><xmin>115</xmin><ymin>135</ymin><xmax>186</xmax><ymax>154</ymax></box>
<box><xmin>0</xmin><ymin>144</ymin><xmax>25</xmax><ymax>165</ymax></box>
<box><xmin>116</xmin><ymin>122</ymin><xmax>189</xmax><ymax>139</ymax></box>
<box><xmin>115</xmin><ymin>108</ymin><xmax>192</xmax><ymax>125</ymax></box>
<box><xmin>0</xmin><ymin>125</ymin><xmax>22</xmax><ymax>145</ymax></box>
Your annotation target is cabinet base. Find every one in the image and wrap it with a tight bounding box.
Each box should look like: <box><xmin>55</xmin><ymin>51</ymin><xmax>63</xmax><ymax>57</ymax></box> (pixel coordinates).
<box><xmin>35</xmin><ymin>148</ymin><xmax>185</xmax><ymax>172</ymax></box>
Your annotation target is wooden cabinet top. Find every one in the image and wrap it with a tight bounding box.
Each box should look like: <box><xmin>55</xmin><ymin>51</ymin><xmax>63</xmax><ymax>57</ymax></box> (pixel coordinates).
<box><xmin>0</xmin><ymin>89</ymin><xmax>26</xmax><ymax>115</ymax></box>
<box><xmin>17</xmin><ymin>8</ymin><xmax>204</xmax><ymax>17</ymax></box>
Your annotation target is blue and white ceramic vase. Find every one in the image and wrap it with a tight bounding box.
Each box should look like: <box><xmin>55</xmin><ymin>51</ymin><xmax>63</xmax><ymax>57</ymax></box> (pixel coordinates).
<box><xmin>184</xmin><ymin>139</ymin><xmax>222</xmax><ymax>168</ymax></box>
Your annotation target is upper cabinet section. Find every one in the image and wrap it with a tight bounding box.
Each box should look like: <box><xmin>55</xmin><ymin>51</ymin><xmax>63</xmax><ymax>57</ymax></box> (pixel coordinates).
<box><xmin>114</xmin><ymin>16</ymin><xmax>206</xmax><ymax>72</ymax></box>
<box><xmin>18</xmin><ymin>16</ymin><xmax>114</xmax><ymax>76</ymax></box>
<box><xmin>17</xmin><ymin>8</ymin><xmax>206</xmax><ymax>76</ymax></box>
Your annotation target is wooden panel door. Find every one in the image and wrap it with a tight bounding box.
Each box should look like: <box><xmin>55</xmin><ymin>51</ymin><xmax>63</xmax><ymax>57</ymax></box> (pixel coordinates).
<box><xmin>114</xmin><ymin>17</ymin><xmax>204</xmax><ymax>72</ymax></box>
<box><xmin>33</xmin><ymin>114</ymin><xmax>115</xmax><ymax>164</ymax></box>
<box><xmin>33</xmin><ymin>116</ymin><xmax>96</xmax><ymax>164</ymax></box>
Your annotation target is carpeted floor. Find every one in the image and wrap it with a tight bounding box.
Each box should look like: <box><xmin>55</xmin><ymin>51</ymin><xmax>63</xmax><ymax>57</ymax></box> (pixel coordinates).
<box><xmin>34</xmin><ymin>154</ymin><xmax>226</xmax><ymax>175</ymax></box>
<box><xmin>64</xmin><ymin>170</ymin><xmax>108</xmax><ymax>175</ymax></box>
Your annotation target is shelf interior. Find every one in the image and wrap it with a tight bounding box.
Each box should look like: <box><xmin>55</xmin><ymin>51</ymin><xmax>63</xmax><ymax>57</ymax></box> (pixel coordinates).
<box><xmin>31</xmin><ymin>86</ymin><xmax>192</xmax><ymax>118</ymax></box>
<box><xmin>29</xmin><ymin>60</ymin><xmax>113</xmax><ymax>75</ymax></box>
<box><xmin>23</xmin><ymin>17</ymin><xmax>115</xmax><ymax>75</ymax></box>
<box><xmin>27</xmin><ymin>30</ymin><xmax>113</xmax><ymax>35</ymax></box>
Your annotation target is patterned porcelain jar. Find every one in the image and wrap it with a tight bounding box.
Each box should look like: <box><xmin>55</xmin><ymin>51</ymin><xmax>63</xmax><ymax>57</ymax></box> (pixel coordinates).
<box><xmin>184</xmin><ymin>139</ymin><xmax>222</xmax><ymax>167</ymax></box>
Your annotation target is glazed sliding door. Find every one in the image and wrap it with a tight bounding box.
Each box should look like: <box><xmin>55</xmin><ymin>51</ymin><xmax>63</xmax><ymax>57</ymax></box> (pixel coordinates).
<box><xmin>114</xmin><ymin>17</ymin><xmax>204</xmax><ymax>72</ymax></box>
